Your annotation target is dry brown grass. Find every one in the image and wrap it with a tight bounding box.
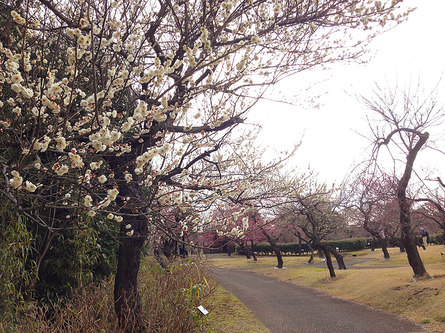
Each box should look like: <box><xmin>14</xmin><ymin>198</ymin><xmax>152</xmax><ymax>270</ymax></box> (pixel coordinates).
<box><xmin>3</xmin><ymin>257</ymin><xmax>258</xmax><ymax>333</ymax></box>
<box><xmin>209</xmin><ymin>246</ymin><xmax>445</xmax><ymax>333</ymax></box>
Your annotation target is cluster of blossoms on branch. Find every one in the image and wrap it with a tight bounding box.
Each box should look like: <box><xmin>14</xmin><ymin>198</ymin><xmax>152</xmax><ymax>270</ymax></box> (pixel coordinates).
<box><xmin>0</xmin><ymin>0</ymin><xmax>407</xmax><ymax>244</ymax></box>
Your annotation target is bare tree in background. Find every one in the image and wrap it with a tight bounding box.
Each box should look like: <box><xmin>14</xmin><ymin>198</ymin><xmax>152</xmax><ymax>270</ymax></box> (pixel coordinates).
<box><xmin>363</xmin><ymin>82</ymin><xmax>445</xmax><ymax>278</ymax></box>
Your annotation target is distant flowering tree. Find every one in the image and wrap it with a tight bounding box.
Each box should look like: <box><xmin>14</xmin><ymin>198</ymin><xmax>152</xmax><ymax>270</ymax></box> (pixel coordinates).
<box><xmin>0</xmin><ymin>0</ymin><xmax>408</xmax><ymax>329</ymax></box>
<box><xmin>348</xmin><ymin>172</ymin><xmax>399</xmax><ymax>259</ymax></box>
<box><xmin>285</xmin><ymin>184</ymin><xmax>347</xmax><ymax>277</ymax></box>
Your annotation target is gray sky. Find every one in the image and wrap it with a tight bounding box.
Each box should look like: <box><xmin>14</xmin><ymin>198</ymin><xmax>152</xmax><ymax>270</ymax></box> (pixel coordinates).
<box><xmin>253</xmin><ymin>0</ymin><xmax>445</xmax><ymax>185</ymax></box>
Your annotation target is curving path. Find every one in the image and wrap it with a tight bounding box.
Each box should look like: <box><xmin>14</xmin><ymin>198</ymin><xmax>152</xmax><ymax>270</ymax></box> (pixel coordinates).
<box><xmin>211</xmin><ymin>267</ymin><xmax>424</xmax><ymax>333</ymax></box>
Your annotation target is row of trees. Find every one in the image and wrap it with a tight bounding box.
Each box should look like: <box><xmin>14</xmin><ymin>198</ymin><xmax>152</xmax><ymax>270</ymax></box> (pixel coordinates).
<box><xmin>207</xmin><ymin>84</ymin><xmax>445</xmax><ymax>279</ymax></box>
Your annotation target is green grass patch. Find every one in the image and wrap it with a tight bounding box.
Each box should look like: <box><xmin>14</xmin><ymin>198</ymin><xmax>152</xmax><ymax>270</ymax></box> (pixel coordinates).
<box><xmin>205</xmin><ymin>286</ymin><xmax>269</xmax><ymax>333</ymax></box>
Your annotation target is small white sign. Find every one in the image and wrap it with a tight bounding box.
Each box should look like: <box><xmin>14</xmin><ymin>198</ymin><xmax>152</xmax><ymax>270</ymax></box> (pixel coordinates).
<box><xmin>197</xmin><ymin>305</ymin><xmax>209</xmax><ymax>316</ymax></box>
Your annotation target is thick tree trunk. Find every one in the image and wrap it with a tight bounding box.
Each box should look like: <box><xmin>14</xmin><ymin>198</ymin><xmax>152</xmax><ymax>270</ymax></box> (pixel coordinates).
<box><xmin>114</xmin><ymin>215</ymin><xmax>148</xmax><ymax>332</ymax></box>
<box><xmin>401</xmin><ymin>229</ymin><xmax>428</xmax><ymax>278</ymax></box>
<box><xmin>320</xmin><ymin>245</ymin><xmax>336</xmax><ymax>278</ymax></box>
<box><xmin>270</xmin><ymin>240</ymin><xmax>283</xmax><ymax>268</ymax></box>
<box><xmin>328</xmin><ymin>246</ymin><xmax>346</xmax><ymax>270</ymax></box>
<box><xmin>376</xmin><ymin>236</ymin><xmax>390</xmax><ymax>259</ymax></box>
<box><xmin>396</xmin><ymin>131</ymin><xmax>429</xmax><ymax>278</ymax></box>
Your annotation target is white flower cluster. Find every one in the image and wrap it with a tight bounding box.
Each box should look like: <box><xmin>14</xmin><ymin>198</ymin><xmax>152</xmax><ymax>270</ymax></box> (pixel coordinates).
<box><xmin>11</xmin><ymin>10</ymin><xmax>25</xmax><ymax>25</ymax></box>
<box><xmin>132</xmin><ymin>101</ymin><xmax>148</xmax><ymax>121</ymax></box>
<box><xmin>135</xmin><ymin>147</ymin><xmax>158</xmax><ymax>174</ymax></box>
<box><xmin>25</xmin><ymin>180</ymin><xmax>37</xmax><ymax>192</ymax></box>
<box><xmin>53</xmin><ymin>163</ymin><xmax>69</xmax><ymax>176</ymax></box>
<box><xmin>33</xmin><ymin>136</ymin><xmax>51</xmax><ymax>152</ymax></box>
<box><xmin>9</xmin><ymin>170</ymin><xmax>23</xmax><ymax>189</ymax></box>
<box><xmin>89</xmin><ymin>127</ymin><xmax>122</xmax><ymax>151</ymax></box>
<box><xmin>68</xmin><ymin>149</ymin><xmax>84</xmax><ymax>168</ymax></box>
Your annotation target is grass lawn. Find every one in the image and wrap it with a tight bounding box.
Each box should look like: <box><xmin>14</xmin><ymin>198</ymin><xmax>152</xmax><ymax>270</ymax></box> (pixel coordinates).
<box><xmin>205</xmin><ymin>286</ymin><xmax>270</xmax><ymax>333</ymax></box>
<box><xmin>208</xmin><ymin>245</ymin><xmax>445</xmax><ymax>333</ymax></box>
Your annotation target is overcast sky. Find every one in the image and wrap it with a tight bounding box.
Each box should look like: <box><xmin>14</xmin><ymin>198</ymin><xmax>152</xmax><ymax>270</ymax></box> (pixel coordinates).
<box><xmin>252</xmin><ymin>0</ymin><xmax>445</xmax><ymax>185</ymax></box>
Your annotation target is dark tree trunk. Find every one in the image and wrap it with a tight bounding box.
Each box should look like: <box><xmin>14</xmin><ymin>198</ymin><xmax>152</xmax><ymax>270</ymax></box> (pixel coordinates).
<box><xmin>250</xmin><ymin>240</ymin><xmax>257</xmax><ymax>261</ymax></box>
<box><xmin>240</xmin><ymin>242</ymin><xmax>251</xmax><ymax>259</ymax></box>
<box><xmin>376</xmin><ymin>236</ymin><xmax>390</xmax><ymax>259</ymax></box>
<box><xmin>320</xmin><ymin>245</ymin><xmax>336</xmax><ymax>278</ymax></box>
<box><xmin>328</xmin><ymin>246</ymin><xmax>346</xmax><ymax>270</ymax></box>
<box><xmin>392</xmin><ymin>237</ymin><xmax>406</xmax><ymax>253</ymax></box>
<box><xmin>396</xmin><ymin>131</ymin><xmax>429</xmax><ymax>278</ymax></box>
<box><xmin>259</xmin><ymin>226</ymin><xmax>283</xmax><ymax>268</ymax></box>
<box><xmin>366</xmin><ymin>227</ymin><xmax>390</xmax><ymax>259</ymax></box>
<box><xmin>401</xmin><ymin>230</ymin><xmax>428</xmax><ymax>278</ymax></box>
<box><xmin>297</xmin><ymin>232</ymin><xmax>302</xmax><ymax>256</ymax></box>
<box><xmin>307</xmin><ymin>242</ymin><xmax>315</xmax><ymax>264</ymax></box>
<box><xmin>270</xmin><ymin>240</ymin><xmax>283</xmax><ymax>268</ymax></box>
<box><xmin>114</xmin><ymin>214</ymin><xmax>148</xmax><ymax>332</ymax></box>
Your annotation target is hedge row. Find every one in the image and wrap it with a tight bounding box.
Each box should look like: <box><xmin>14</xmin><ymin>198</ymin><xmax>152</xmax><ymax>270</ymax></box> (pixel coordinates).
<box><xmin>241</xmin><ymin>234</ymin><xmax>444</xmax><ymax>256</ymax></box>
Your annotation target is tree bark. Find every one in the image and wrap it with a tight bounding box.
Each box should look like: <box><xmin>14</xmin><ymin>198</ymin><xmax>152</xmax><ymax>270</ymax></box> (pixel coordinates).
<box><xmin>250</xmin><ymin>240</ymin><xmax>257</xmax><ymax>261</ymax></box>
<box><xmin>396</xmin><ymin>131</ymin><xmax>429</xmax><ymax>278</ymax></box>
<box><xmin>365</xmin><ymin>228</ymin><xmax>390</xmax><ymax>259</ymax></box>
<box><xmin>376</xmin><ymin>236</ymin><xmax>390</xmax><ymax>259</ymax></box>
<box><xmin>114</xmin><ymin>214</ymin><xmax>148</xmax><ymax>332</ymax></box>
<box><xmin>320</xmin><ymin>245</ymin><xmax>336</xmax><ymax>278</ymax></box>
<box><xmin>328</xmin><ymin>246</ymin><xmax>346</xmax><ymax>270</ymax></box>
<box><xmin>306</xmin><ymin>242</ymin><xmax>315</xmax><ymax>264</ymax></box>
<box><xmin>270</xmin><ymin>240</ymin><xmax>283</xmax><ymax>268</ymax></box>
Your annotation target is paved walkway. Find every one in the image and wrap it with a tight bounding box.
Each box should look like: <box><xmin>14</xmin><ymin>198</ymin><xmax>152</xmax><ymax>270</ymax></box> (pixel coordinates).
<box><xmin>212</xmin><ymin>267</ymin><xmax>424</xmax><ymax>333</ymax></box>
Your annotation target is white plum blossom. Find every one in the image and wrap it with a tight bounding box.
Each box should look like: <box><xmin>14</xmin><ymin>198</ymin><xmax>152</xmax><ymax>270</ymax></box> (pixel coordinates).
<box><xmin>84</xmin><ymin>195</ymin><xmax>93</xmax><ymax>207</ymax></box>
<box><xmin>124</xmin><ymin>173</ymin><xmax>133</xmax><ymax>183</ymax></box>
<box><xmin>9</xmin><ymin>170</ymin><xmax>23</xmax><ymax>189</ymax></box>
<box><xmin>53</xmin><ymin>164</ymin><xmax>69</xmax><ymax>176</ymax></box>
<box><xmin>25</xmin><ymin>180</ymin><xmax>37</xmax><ymax>192</ymax></box>
<box><xmin>107</xmin><ymin>188</ymin><xmax>119</xmax><ymax>201</ymax></box>
<box><xmin>98</xmin><ymin>175</ymin><xmax>107</xmax><ymax>183</ymax></box>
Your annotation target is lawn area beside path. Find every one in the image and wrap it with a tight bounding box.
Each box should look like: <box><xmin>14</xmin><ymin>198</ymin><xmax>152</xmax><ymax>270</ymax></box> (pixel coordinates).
<box><xmin>208</xmin><ymin>245</ymin><xmax>445</xmax><ymax>333</ymax></box>
<box><xmin>205</xmin><ymin>286</ymin><xmax>270</xmax><ymax>333</ymax></box>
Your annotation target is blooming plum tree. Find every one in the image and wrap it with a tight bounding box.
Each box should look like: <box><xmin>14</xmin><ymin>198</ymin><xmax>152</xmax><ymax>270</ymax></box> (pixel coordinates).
<box><xmin>0</xmin><ymin>0</ymin><xmax>408</xmax><ymax>329</ymax></box>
